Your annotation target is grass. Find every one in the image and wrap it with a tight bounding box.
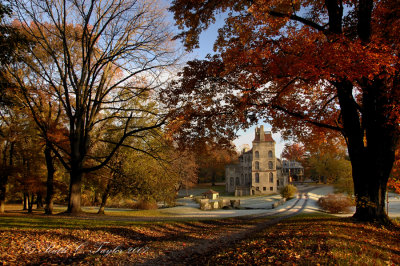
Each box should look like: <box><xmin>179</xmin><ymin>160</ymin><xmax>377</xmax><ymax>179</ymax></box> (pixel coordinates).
<box><xmin>3</xmin><ymin>204</ymin><xmax>173</xmax><ymax>218</ymax></box>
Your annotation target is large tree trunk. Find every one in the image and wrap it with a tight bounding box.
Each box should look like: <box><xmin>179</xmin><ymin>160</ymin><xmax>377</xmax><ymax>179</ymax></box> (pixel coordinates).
<box><xmin>337</xmin><ymin>79</ymin><xmax>398</xmax><ymax>224</ymax></box>
<box><xmin>67</xmin><ymin>169</ymin><xmax>83</xmax><ymax>214</ymax></box>
<box><xmin>44</xmin><ymin>143</ymin><xmax>55</xmax><ymax>215</ymax></box>
<box><xmin>66</xmin><ymin>118</ymin><xmax>87</xmax><ymax>215</ymax></box>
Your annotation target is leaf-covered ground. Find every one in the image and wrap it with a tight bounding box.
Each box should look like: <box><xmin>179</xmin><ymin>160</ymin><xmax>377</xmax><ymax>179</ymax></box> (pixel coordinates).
<box><xmin>194</xmin><ymin>215</ymin><xmax>400</xmax><ymax>265</ymax></box>
<box><xmin>0</xmin><ymin>214</ymin><xmax>399</xmax><ymax>265</ymax></box>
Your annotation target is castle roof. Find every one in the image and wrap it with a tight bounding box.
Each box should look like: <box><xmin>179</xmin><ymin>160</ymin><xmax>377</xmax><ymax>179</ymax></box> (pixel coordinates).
<box><xmin>253</xmin><ymin>132</ymin><xmax>275</xmax><ymax>142</ymax></box>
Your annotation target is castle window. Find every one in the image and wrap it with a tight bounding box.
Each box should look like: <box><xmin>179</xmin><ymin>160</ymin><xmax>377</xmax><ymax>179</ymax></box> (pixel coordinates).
<box><xmin>230</xmin><ymin>177</ymin><xmax>234</xmax><ymax>186</ymax></box>
<box><xmin>263</xmin><ymin>187</ymin><xmax>266</xmax><ymax>191</ymax></box>
<box><xmin>268</xmin><ymin>161</ymin><xmax>273</xmax><ymax>169</ymax></box>
<box><xmin>236</xmin><ymin>177</ymin><xmax>239</xmax><ymax>185</ymax></box>
<box><xmin>270</xmin><ymin>187</ymin><xmax>273</xmax><ymax>191</ymax></box>
<box><xmin>268</xmin><ymin>150</ymin><xmax>273</xmax><ymax>158</ymax></box>
<box><xmin>269</xmin><ymin>172</ymin><xmax>274</xmax><ymax>183</ymax></box>
<box><xmin>255</xmin><ymin>161</ymin><xmax>260</xmax><ymax>170</ymax></box>
<box><xmin>255</xmin><ymin>173</ymin><xmax>259</xmax><ymax>183</ymax></box>
<box><xmin>255</xmin><ymin>151</ymin><xmax>259</xmax><ymax>158</ymax></box>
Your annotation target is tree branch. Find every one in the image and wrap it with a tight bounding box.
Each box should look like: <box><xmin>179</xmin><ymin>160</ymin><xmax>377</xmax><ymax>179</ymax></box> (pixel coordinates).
<box><xmin>268</xmin><ymin>11</ymin><xmax>326</xmax><ymax>32</ymax></box>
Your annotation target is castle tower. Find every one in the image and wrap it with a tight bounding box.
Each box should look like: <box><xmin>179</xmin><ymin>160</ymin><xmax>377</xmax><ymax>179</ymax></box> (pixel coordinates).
<box><xmin>251</xmin><ymin>126</ymin><xmax>277</xmax><ymax>194</ymax></box>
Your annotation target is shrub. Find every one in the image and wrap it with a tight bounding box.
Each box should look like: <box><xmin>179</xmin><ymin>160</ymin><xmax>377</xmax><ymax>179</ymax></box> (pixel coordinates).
<box><xmin>280</xmin><ymin>185</ymin><xmax>297</xmax><ymax>200</ymax></box>
<box><xmin>132</xmin><ymin>199</ymin><xmax>158</xmax><ymax>210</ymax></box>
<box><xmin>318</xmin><ymin>194</ymin><xmax>354</xmax><ymax>214</ymax></box>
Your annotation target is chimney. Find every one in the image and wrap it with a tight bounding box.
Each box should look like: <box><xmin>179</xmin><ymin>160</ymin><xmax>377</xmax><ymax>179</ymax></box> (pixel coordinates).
<box><xmin>260</xmin><ymin>125</ymin><xmax>265</xmax><ymax>141</ymax></box>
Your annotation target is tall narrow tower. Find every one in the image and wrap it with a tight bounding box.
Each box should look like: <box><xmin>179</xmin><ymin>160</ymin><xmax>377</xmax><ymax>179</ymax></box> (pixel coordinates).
<box><xmin>251</xmin><ymin>126</ymin><xmax>277</xmax><ymax>194</ymax></box>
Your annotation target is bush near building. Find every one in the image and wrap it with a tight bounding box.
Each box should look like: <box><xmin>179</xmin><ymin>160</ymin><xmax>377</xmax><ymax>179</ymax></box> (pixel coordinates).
<box><xmin>280</xmin><ymin>185</ymin><xmax>297</xmax><ymax>200</ymax></box>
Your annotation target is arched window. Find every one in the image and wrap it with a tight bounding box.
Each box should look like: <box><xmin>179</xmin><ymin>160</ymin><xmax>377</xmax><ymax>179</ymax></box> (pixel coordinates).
<box><xmin>255</xmin><ymin>161</ymin><xmax>260</xmax><ymax>170</ymax></box>
<box><xmin>230</xmin><ymin>177</ymin><xmax>234</xmax><ymax>186</ymax></box>
<box><xmin>255</xmin><ymin>173</ymin><xmax>260</xmax><ymax>183</ymax></box>
<box><xmin>268</xmin><ymin>161</ymin><xmax>273</xmax><ymax>169</ymax></box>
<box><xmin>268</xmin><ymin>150</ymin><xmax>273</xmax><ymax>158</ymax></box>
<box><xmin>255</xmin><ymin>151</ymin><xmax>259</xmax><ymax>158</ymax></box>
<box><xmin>269</xmin><ymin>172</ymin><xmax>274</xmax><ymax>183</ymax></box>
<box><xmin>236</xmin><ymin>177</ymin><xmax>240</xmax><ymax>185</ymax></box>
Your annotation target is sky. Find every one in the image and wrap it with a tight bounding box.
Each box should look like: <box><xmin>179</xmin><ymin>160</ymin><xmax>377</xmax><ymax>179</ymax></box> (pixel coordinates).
<box><xmin>165</xmin><ymin>3</ymin><xmax>287</xmax><ymax>157</ymax></box>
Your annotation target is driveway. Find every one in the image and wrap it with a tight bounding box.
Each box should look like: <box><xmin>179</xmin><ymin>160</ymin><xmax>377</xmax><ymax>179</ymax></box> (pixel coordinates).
<box><xmin>164</xmin><ymin>185</ymin><xmax>400</xmax><ymax>218</ymax></box>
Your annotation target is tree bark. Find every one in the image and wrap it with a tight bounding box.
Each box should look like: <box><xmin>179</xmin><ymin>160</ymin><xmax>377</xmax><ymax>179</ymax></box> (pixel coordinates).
<box><xmin>44</xmin><ymin>143</ymin><xmax>55</xmax><ymax>215</ymax></box>
<box><xmin>337</xmin><ymin>79</ymin><xmax>398</xmax><ymax>224</ymax></box>
<box><xmin>67</xmin><ymin>169</ymin><xmax>83</xmax><ymax>214</ymax></box>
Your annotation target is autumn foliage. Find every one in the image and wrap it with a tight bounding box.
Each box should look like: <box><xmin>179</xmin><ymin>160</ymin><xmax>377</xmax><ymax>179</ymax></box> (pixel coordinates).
<box><xmin>166</xmin><ymin>0</ymin><xmax>400</xmax><ymax>223</ymax></box>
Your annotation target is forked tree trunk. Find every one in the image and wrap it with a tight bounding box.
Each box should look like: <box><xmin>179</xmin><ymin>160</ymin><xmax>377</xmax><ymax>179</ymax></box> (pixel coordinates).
<box><xmin>98</xmin><ymin>173</ymin><xmax>115</xmax><ymax>215</ymax></box>
<box><xmin>98</xmin><ymin>188</ymin><xmax>110</xmax><ymax>215</ymax></box>
<box><xmin>28</xmin><ymin>193</ymin><xmax>34</xmax><ymax>213</ymax></box>
<box><xmin>337</xmin><ymin>79</ymin><xmax>398</xmax><ymax>224</ymax></box>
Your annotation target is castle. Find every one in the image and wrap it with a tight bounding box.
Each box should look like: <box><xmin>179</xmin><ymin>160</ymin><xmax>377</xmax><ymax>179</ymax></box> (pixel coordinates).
<box><xmin>225</xmin><ymin>126</ymin><xmax>302</xmax><ymax>196</ymax></box>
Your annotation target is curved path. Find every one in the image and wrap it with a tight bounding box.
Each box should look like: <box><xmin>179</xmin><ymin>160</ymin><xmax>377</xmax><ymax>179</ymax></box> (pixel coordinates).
<box><xmin>136</xmin><ymin>192</ymin><xmax>310</xmax><ymax>265</ymax></box>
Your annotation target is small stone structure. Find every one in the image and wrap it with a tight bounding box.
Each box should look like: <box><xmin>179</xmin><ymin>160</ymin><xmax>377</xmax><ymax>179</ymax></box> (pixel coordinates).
<box><xmin>199</xmin><ymin>198</ymin><xmax>241</xmax><ymax>210</ymax></box>
<box><xmin>202</xmin><ymin>189</ymin><xmax>219</xmax><ymax>200</ymax></box>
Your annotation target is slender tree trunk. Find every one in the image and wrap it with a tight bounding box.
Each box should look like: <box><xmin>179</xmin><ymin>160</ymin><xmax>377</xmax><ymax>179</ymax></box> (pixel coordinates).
<box><xmin>23</xmin><ymin>193</ymin><xmax>27</xmax><ymax>210</ymax></box>
<box><xmin>93</xmin><ymin>192</ymin><xmax>101</xmax><ymax>206</ymax></box>
<box><xmin>98</xmin><ymin>186</ymin><xmax>111</xmax><ymax>215</ymax></box>
<box><xmin>98</xmin><ymin>173</ymin><xmax>115</xmax><ymax>215</ymax></box>
<box><xmin>0</xmin><ymin>176</ymin><xmax>6</xmax><ymax>213</ymax></box>
<box><xmin>36</xmin><ymin>193</ymin><xmax>43</xmax><ymax>209</ymax></box>
<box><xmin>211</xmin><ymin>170</ymin><xmax>216</xmax><ymax>186</ymax></box>
<box><xmin>28</xmin><ymin>193</ymin><xmax>34</xmax><ymax>213</ymax></box>
<box><xmin>44</xmin><ymin>143</ymin><xmax>55</xmax><ymax>215</ymax></box>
